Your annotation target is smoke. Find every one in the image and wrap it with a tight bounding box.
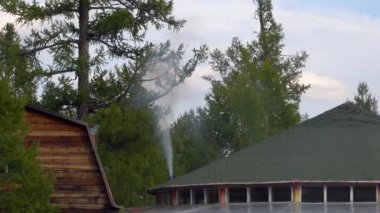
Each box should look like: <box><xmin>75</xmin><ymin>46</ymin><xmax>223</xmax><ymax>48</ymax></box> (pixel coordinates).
<box><xmin>158</xmin><ymin>125</ymin><xmax>173</xmax><ymax>178</ymax></box>
<box><xmin>154</xmin><ymin>92</ymin><xmax>175</xmax><ymax>179</ymax></box>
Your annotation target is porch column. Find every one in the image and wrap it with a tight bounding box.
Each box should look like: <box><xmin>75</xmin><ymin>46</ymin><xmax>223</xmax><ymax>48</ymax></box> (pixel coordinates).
<box><xmin>247</xmin><ymin>187</ymin><xmax>251</xmax><ymax>203</ymax></box>
<box><xmin>190</xmin><ymin>189</ymin><xmax>194</xmax><ymax>205</ymax></box>
<box><xmin>377</xmin><ymin>186</ymin><xmax>380</xmax><ymax>202</ymax></box>
<box><xmin>219</xmin><ymin>187</ymin><xmax>228</xmax><ymax>205</ymax></box>
<box><xmin>350</xmin><ymin>186</ymin><xmax>353</xmax><ymax>203</ymax></box>
<box><xmin>268</xmin><ymin>186</ymin><xmax>272</xmax><ymax>203</ymax></box>
<box><xmin>204</xmin><ymin>188</ymin><xmax>208</xmax><ymax>204</ymax></box>
<box><xmin>293</xmin><ymin>184</ymin><xmax>301</xmax><ymax>203</ymax></box>
<box><xmin>171</xmin><ymin>189</ymin><xmax>178</xmax><ymax>206</ymax></box>
<box><xmin>323</xmin><ymin>186</ymin><xmax>327</xmax><ymax>203</ymax></box>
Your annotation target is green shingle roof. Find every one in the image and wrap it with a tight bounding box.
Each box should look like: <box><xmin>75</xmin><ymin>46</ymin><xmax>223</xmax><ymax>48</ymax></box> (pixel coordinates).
<box><xmin>150</xmin><ymin>102</ymin><xmax>380</xmax><ymax>192</ymax></box>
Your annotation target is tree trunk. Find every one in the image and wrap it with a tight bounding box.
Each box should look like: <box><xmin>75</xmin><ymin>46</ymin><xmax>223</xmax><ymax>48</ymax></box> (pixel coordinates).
<box><xmin>256</xmin><ymin>0</ymin><xmax>268</xmax><ymax>60</ymax></box>
<box><xmin>78</xmin><ymin>0</ymin><xmax>90</xmax><ymax>119</ymax></box>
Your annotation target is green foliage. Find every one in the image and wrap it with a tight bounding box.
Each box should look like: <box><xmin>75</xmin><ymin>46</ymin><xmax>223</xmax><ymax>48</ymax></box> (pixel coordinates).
<box><xmin>171</xmin><ymin>108</ymin><xmax>218</xmax><ymax>176</ymax></box>
<box><xmin>0</xmin><ymin>76</ymin><xmax>55</xmax><ymax>212</ymax></box>
<box><xmin>204</xmin><ymin>0</ymin><xmax>309</xmax><ymax>155</ymax></box>
<box><xmin>0</xmin><ymin>0</ymin><xmax>207</xmax><ymax>118</ymax></box>
<box><xmin>0</xmin><ymin>23</ymin><xmax>40</xmax><ymax>101</ymax></box>
<box><xmin>1</xmin><ymin>0</ymin><xmax>208</xmax><ymax>207</ymax></box>
<box><xmin>87</xmin><ymin>105</ymin><xmax>167</xmax><ymax>206</ymax></box>
<box><xmin>354</xmin><ymin>81</ymin><xmax>378</xmax><ymax>114</ymax></box>
<box><xmin>40</xmin><ymin>76</ymin><xmax>78</xmax><ymax>118</ymax></box>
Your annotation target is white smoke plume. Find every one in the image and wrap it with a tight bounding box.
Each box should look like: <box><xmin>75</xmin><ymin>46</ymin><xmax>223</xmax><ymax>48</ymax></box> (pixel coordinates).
<box><xmin>158</xmin><ymin>124</ymin><xmax>173</xmax><ymax>178</ymax></box>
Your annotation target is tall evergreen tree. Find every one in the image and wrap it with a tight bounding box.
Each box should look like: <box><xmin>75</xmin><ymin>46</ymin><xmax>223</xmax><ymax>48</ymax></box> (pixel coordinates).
<box><xmin>0</xmin><ymin>0</ymin><xmax>207</xmax><ymax>118</ymax></box>
<box><xmin>0</xmin><ymin>52</ymin><xmax>54</xmax><ymax>212</ymax></box>
<box><xmin>0</xmin><ymin>23</ymin><xmax>40</xmax><ymax>101</ymax></box>
<box><xmin>87</xmin><ymin>105</ymin><xmax>167</xmax><ymax>206</ymax></box>
<box><xmin>354</xmin><ymin>81</ymin><xmax>378</xmax><ymax>114</ymax></box>
<box><xmin>171</xmin><ymin>108</ymin><xmax>218</xmax><ymax>176</ymax></box>
<box><xmin>205</xmin><ymin>0</ymin><xmax>309</xmax><ymax>155</ymax></box>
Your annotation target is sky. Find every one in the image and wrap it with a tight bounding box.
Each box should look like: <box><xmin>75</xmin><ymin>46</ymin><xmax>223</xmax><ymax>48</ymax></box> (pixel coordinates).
<box><xmin>1</xmin><ymin>0</ymin><xmax>380</xmax><ymax>123</ymax></box>
<box><xmin>150</xmin><ymin>0</ymin><xmax>380</xmax><ymax>122</ymax></box>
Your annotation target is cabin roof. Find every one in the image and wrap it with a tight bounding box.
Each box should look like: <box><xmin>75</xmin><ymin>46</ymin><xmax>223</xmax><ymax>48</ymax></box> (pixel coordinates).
<box><xmin>150</xmin><ymin>102</ymin><xmax>380</xmax><ymax>192</ymax></box>
<box><xmin>25</xmin><ymin>104</ymin><xmax>118</xmax><ymax>209</ymax></box>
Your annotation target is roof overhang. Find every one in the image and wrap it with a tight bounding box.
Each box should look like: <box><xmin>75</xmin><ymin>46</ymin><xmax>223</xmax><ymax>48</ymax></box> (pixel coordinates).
<box><xmin>149</xmin><ymin>180</ymin><xmax>380</xmax><ymax>194</ymax></box>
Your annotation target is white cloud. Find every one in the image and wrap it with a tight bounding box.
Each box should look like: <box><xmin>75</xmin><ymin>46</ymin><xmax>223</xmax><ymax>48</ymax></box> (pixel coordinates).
<box><xmin>301</xmin><ymin>71</ymin><xmax>348</xmax><ymax>102</ymax></box>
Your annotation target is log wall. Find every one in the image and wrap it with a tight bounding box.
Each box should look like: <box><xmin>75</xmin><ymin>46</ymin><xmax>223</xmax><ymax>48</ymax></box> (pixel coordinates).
<box><xmin>24</xmin><ymin>108</ymin><xmax>111</xmax><ymax>212</ymax></box>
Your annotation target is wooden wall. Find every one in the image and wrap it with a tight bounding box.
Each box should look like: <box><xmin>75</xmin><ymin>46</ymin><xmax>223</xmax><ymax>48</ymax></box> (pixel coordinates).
<box><xmin>24</xmin><ymin>108</ymin><xmax>111</xmax><ymax>213</ymax></box>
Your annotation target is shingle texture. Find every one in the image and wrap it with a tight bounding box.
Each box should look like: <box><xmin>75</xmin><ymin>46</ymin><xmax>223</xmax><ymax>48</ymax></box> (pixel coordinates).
<box><xmin>151</xmin><ymin>102</ymin><xmax>380</xmax><ymax>191</ymax></box>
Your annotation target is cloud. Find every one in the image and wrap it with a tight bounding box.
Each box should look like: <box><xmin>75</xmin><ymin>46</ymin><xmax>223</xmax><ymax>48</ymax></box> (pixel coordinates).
<box><xmin>2</xmin><ymin>1</ymin><xmax>380</xmax><ymax>121</ymax></box>
<box><xmin>301</xmin><ymin>71</ymin><xmax>348</xmax><ymax>102</ymax></box>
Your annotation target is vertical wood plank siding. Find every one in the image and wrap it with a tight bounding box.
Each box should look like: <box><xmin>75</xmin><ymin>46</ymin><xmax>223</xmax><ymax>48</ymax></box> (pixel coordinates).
<box><xmin>24</xmin><ymin>108</ymin><xmax>112</xmax><ymax>212</ymax></box>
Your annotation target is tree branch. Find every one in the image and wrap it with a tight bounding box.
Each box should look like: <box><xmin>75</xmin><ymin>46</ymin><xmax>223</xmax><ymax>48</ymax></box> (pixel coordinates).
<box><xmin>26</xmin><ymin>39</ymin><xmax>79</xmax><ymax>55</ymax></box>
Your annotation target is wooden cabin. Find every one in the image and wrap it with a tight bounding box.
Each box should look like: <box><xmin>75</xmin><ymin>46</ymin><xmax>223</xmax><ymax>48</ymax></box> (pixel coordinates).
<box><xmin>24</xmin><ymin>104</ymin><xmax>118</xmax><ymax>212</ymax></box>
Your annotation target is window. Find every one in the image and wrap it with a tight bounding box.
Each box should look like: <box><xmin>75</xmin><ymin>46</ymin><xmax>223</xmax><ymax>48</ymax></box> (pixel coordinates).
<box><xmin>354</xmin><ymin>186</ymin><xmax>376</xmax><ymax>202</ymax></box>
<box><xmin>250</xmin><ymin>186</ymin><xmax>269</xmax><ymax>202</ymax></box>
<box><xmin>207</xmin><ymin>188</ymin><xmax>219</xmax><ymax>204</ymax></box>
<box><xmin>193</xmin><ymin>188</ymin><xmax>205</xmax><ymax>204</ymax></box>
<box><xmin>272</xmin><ymin>186</ymin><xmax>291</xmax><ymax>202</ymax></box>
<box><xmin>157</xmin><ymin>192</ymin><xmax>170</xmax><ymax>206</ymax></box>
<box><xmin>229</xmin><ymin>187</ymin><xmax>247</xmax><ymax>203</ymax></box>
<box><xmin>302</xmin><ymin>186</ymin><xmax>324</xmax><ymax>203</ymax></box>
<box><xmin>178</xmin><ymin>189</ymin><xmax>191</xmax><ymax>205</ymax></box>
<box><xmin>327</xmin><ymin>186</ymin><xmax>350</xmax><ymax>202</ymax></box>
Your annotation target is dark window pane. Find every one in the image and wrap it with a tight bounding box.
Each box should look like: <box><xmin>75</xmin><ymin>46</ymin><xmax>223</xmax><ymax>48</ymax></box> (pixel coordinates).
<box><xmin>251</xmin><ymin>187</ymin><xmax>269</xmax><ymax>202</ymax></box>
<box><xmin>157</xmin><ymin>192</ymin><xmax>171</xmax><ymax>206</ymax></box>
<box><xmin>354</xmin><ymin>186</ymin><xmax>376</xmax><ymax>202</ymax></box>
<box><xmin>229</xmin><ymin>187</ymin><xmax>247</xmax><ymax>203</ymax></box>
<box><xmin>179</xmin><ymin>189</ymin><xmax>190</xmax><ymax>205</ymax></box>
<box><xmin>194</xmin><ymin>188</ymin><xmax>204</xmax><ymax>204</ymax></box>
<box><xmin>272</xmin><ymin>186</ymin><xmax>291</xmax><ymax>202</ymax></box>
<box><xmin>207</xmin><ymin>188</ymin><xmax>219</xmax><ymax>204</ymax></box>
<box><xmin>327</xmin><ymin>186</ymin><xmax>350</xmax><ymax>202</ymax></box>
<box><xmin>302</xmin><ymin>186</ymin><xmax>324</xmax><ymax>203</ymax></box>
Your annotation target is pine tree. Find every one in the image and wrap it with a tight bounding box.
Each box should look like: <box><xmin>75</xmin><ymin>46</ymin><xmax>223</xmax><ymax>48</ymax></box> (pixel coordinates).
<box><xmin>354</xmin><ymin>81</ymin><xmax>378</xmax><ymax>114</ymax></box>
<box><xmin>87</xmin><ymin>105</ymin><xmax>167</xmax><ymax>206</ymax></box>
<box><xmin>205</xmin><ymin>0</ymin><xmax>309</xmax><ymax>155</ymax></box>
<box><xmin>0</xmin><ymin>0</ymin><xmax>207</xmax><ymax>118</ymax></box>
<box><xmin>0</xmin><ymin>61</ymin><xmax>54</xmax><ymax>212</ymax></box>
<box><xmin>171</xmin><ymin>108</ymin><xmax>218</xmax><ymax>176</ymax></box>
<box><xmin>0</xmin><ymin>23</ymin><xmax>40</xmax><ymax>101</ymax></box>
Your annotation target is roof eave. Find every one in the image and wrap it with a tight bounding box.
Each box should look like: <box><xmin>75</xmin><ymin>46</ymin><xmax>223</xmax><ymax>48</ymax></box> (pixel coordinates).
<box><xmin>149</xmin><ymin>180</ymin><xmax>380</xmax><ymax>194</ymax></box>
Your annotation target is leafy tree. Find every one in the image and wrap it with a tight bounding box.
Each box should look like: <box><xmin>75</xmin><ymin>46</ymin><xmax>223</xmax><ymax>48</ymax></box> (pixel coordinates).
<box><xmin>1</xmin><ymin>0</ymin><xmax>207</xmax><ymax>118</ymax></box>
<box><xmin>354</xmin><ymin>81</ymin><xmax>378</xmax><ymax>114</ymax></box>
<box><xmin>205</xmin><ymin>0</ymin><xmax>309</xmax><ymax>155</ymax></box>
<box><xmin>87</xmin><ymin>105</ymin><xmax>167</xmax><ymax>206</ymax></box>
<box><xmin>0</xmin><ymin>23</ymin><xmax>40</xmax><ymax>101</ymax></box>
<box><xmin>0</xmin><ymin>60</ymin><xmax>54</xmax><ymax>212</ymax></box>
<box><xmin>171</xmin><ymin>108</ymin><xmax>218</xmax><ymax>176</ymax></box>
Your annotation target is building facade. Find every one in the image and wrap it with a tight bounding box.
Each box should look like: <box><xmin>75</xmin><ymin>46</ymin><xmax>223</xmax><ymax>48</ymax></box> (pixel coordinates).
<box><xmin>150</xmin><ymin>102</ymin><xmax>380</xmax><ymax>206</ymax></box>
<box><xmin>24</xmin><ymin>104</ymin><xmax>118</xmax><ymax>212</ymax></box>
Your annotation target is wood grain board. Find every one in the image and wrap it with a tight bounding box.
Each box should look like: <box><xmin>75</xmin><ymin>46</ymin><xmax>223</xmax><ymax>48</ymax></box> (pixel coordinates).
<box><xmin>24</xmin><ymin>108</ymin><xmax>111</xmax><ymax>212</ymax></box>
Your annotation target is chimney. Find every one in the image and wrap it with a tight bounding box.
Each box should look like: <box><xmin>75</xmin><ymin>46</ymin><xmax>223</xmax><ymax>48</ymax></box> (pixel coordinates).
<box><xmin>90</xmin><ymin>124</ymin><xmax>100</xmax><ymax>145</ymax></box>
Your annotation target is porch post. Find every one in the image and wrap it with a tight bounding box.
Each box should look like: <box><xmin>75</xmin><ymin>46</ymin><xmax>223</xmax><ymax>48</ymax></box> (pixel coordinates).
<box><xmin>293</xmin><ymin>184</ymin><xmax>301</xmax><ymax>203</ymax></box>
<box><xmin>171</xmin><ymin>189</ymin><xmax>178</xmax><ymax>206</ymax></box>
<box><xmin>219</xmin><ymin>187</ymin><xmax>228</xmax><ymax>205</ymax></box>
